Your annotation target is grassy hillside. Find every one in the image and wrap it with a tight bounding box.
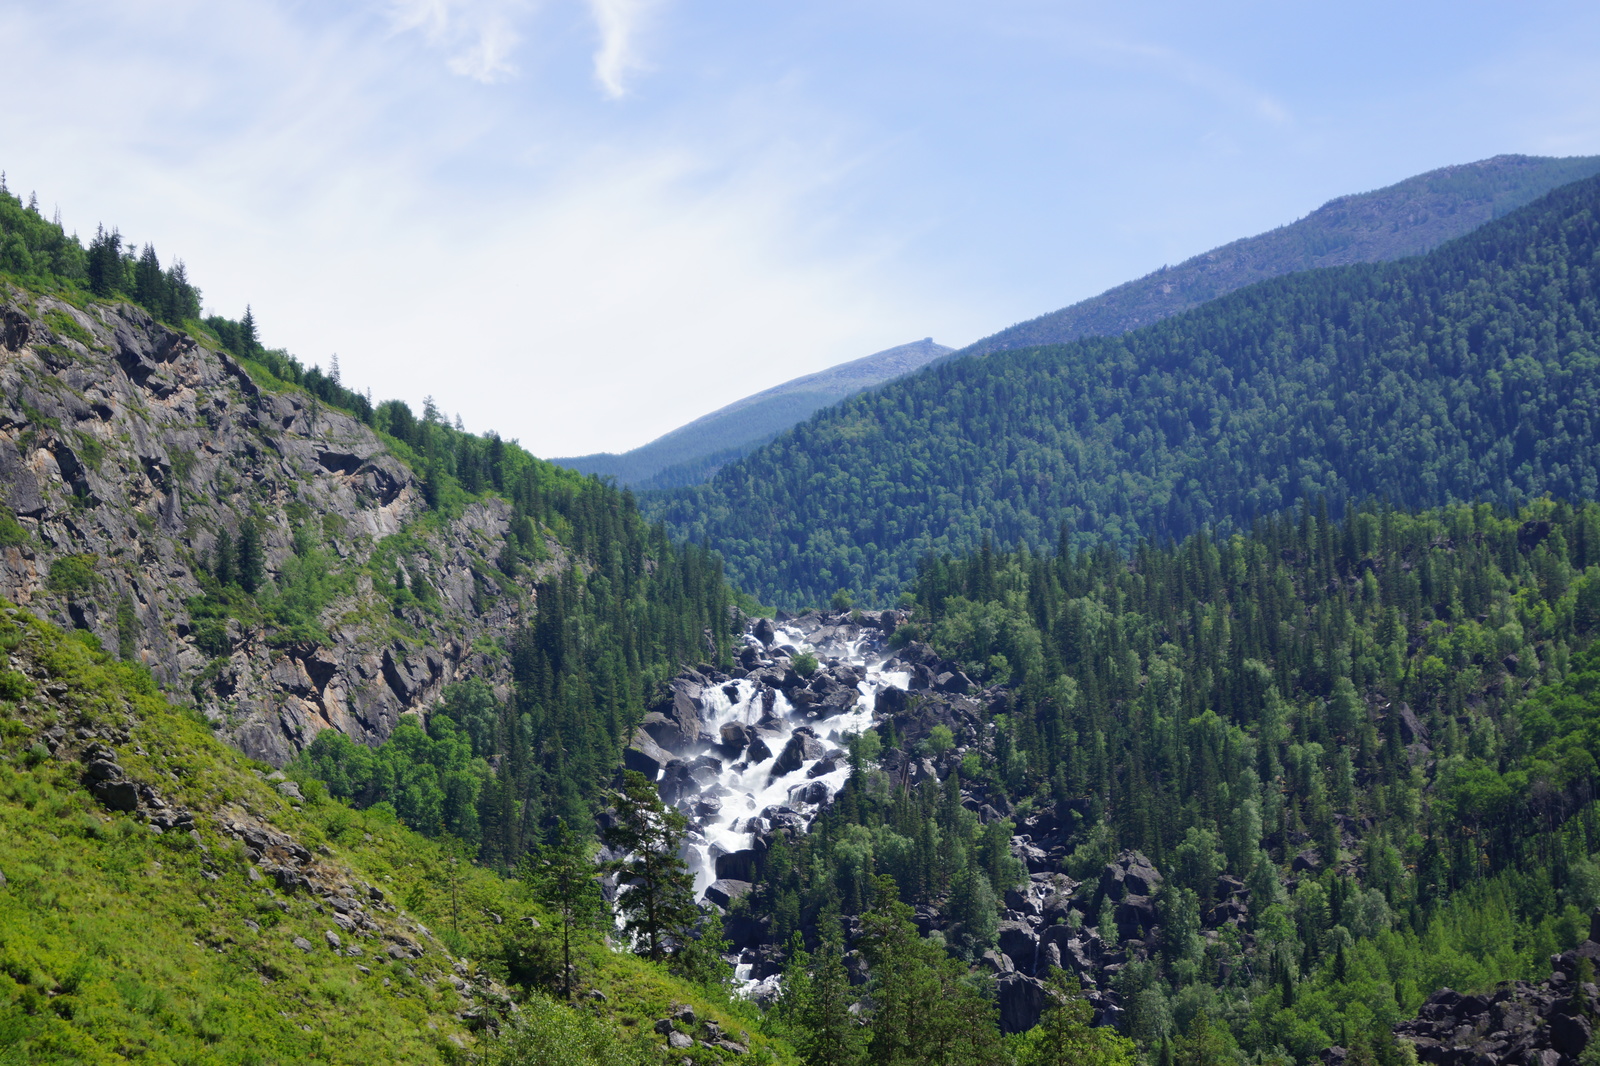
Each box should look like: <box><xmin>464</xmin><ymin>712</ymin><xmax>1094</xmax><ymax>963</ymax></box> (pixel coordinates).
<box><xmin>650</xmin><ymin>172</ymin><xmax>1600</xmax><ymax>607</ymax></box>
<box><xmin>0</xmin><ymin>602</ymin><xmax>793</xmax><ymax>1064</ymax></box>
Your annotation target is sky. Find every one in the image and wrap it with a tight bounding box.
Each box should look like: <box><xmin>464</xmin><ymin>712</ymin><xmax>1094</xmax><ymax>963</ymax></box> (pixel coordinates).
<box><xmin>2</xmin><ymin>1</ymin><xmax>1598</xmax><ymax>457</ymax></box>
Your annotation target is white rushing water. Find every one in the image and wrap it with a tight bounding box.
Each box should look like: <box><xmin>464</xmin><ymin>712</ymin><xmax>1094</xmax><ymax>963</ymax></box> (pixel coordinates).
<box><xmin>664</xmin><ymin>621</ymin><xmax>910</xmax><ymax>901</ymax></box>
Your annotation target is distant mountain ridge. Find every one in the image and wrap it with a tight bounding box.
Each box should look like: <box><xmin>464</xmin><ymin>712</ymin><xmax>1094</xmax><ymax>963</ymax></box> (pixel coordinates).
<box><xmin>553</xmin><ymin>337</ymin><xmax>952</xmax><ymax>489</ymax></box>
<box><xmin>960</xmin><ymin>153</ymin><xmax>1600</xmax><ymax>357</ymax></box>
<box><xmin>649</xmin><ymin>170</ymin><xmax>1600</xmax><ymax>606</ymax></box>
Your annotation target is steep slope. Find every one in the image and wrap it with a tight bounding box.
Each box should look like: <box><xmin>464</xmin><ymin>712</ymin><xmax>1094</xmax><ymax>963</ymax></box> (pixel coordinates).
<box><xmin>0</xmin><ymin>187</ymin><xmax>739</xmax><ymax>861</ymax></box>
<box><xmin>0</xmin><ymin>603</ymin><xmax>492</xmax><ymax>1062</ymax></box>
<box><xmin>651</xmin><ymin>172</ymin><xmax>1600</xmax><ymax>607</ymax></box>
<box><xmin>0</xmin><ymin>289</ymin><xmax>501</xmax><ymax>766</ymax></box>
<box><xmin>0</xmin><ymin>602</ymin><xmax>792</xmax><ymax>1064</ymax></box>
<box><xmin>963</xmin><ymin>152</ymin><xmax>1600</xmax><ymax>357</ymax></box>
<box><xmin>553</xmin><ymin>338</ymin><xmax>952</xmax><ymax>489</ymax></box>
<box><xmin>727</xmin><ymin>500</ymin><xmax>1600</xmax><ymax>1062</ymax></box>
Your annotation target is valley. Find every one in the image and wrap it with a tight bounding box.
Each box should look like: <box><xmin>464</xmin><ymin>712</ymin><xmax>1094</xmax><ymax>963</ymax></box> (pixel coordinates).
<box><xmin>3</xmin><ymin>158</ymin><xmax>1600</xmax><ymax>1066</ymax></box>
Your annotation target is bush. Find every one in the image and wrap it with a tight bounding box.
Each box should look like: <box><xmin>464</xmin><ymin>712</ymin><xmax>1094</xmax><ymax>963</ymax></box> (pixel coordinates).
<box><xmin>0</xmin><ymin>669</ymin><xmax>30</xmax><ymax>701</ymax></box>
<box><xmin>0</xmin><ymin>512</ymin><xmax>28</xmax><ymax>548</ymax></box>
<box><xmin>46</xmin><ymin>555</ymin><xmax>97</xmax><ymax>596</ymax></box>
<box><xmin>792</xmin><ymin>651</ymin><xmax>819</xmax><ymax>678</ymax></box>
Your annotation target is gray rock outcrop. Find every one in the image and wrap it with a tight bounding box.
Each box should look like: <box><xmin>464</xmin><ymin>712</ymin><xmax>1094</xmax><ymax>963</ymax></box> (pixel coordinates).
<box><xmin>0</xmin><ymin>289</ymin><xmax>553</xmax><ymax>764</ymax></box>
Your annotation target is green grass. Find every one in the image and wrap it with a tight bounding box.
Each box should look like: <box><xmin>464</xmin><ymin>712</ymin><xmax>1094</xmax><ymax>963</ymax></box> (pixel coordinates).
<box><xmin>0</xmin><ymin>603</ymin><xmax>797</xmax><ymax>1065</ymax></box>
<box><xmin>42</xmin><ymin>309</ymin><xmax>94</xmax><ymax>348</ymax></box>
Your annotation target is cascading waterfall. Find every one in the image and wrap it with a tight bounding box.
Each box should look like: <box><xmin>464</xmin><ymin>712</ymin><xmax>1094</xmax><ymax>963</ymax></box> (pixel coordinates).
<box><xmin>643</xmin><ymin>615</ymin><xmax>909</xmax><ymax>993</ymax></box>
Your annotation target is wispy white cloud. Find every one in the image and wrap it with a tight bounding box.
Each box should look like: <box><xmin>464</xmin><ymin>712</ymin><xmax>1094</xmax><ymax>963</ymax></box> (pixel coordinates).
<box><xmin>388</xmin><ymin>0</ymin><xmax>526</xmax><ymax>83</ymax></box>
<box><xmin>587</xmin><ymin>0</ymin><xmax>660</xmax><ymax>99</ymax></box>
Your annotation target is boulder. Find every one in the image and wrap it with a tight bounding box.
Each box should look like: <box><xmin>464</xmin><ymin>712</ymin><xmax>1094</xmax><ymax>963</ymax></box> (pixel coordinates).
<box><xmin>623</xmin><ymin>729</ymin><xmax>672</xmax><ymax>777</ymax></box>
<box><xmin>645</xmin><ymin>683</ymin><xmax>705</xmax><ymax>750</ymax></box>
<box><xmin>1292</xmin><ymin>847</ymin><xmax>1323</xmax><ymax>874</ymax></box>
<box><xmin>807</xmin><ymin>753</ymin><xmax>847</xmax><ymax>779</ymax></box>
<box><xmin>719</xmin><ymin>721</ymin><xmax>750</xmax><ymax>755</ymax></box>
<box><xmin>753</xmin><ymin>618</ymin><xmax>777</xmax><ymax>647</ymax></box>
<box><xmin>1099</xmin><ymin>850</ymin><xmax>1162</xmax><ymax>901</ymax></box>
<box><xmin>705</xmin><ymin>879</ymin><xmax>753</xmax><ymax>908</ymax></box>
<box><xmin>1115</xmin><ymin>895</ymin><xmax>1158</xmax><ymax>939</ymax></box>
<box><xmin>716</xmin><ymin>850</ymin><xmax>761</xmax><ymax>882</ymax></box>
<box><xmin>1395</xmin><ymin>702</ymin><xmax>1429</xmax><ymax>745</ymax></box>
<box><xmin>996</xmin><ymin>973</ymin><xmax>1047</xmax><ymax>1033</ymax></box>
<box><xmin>92</xmin><ymin>779</ymin><xmax>140</xmax><ymax>812</ymax></box>
<box><xmin>789</xmin><ymin>780</ymin><xmax>831</xmax><ymax>806</ymax></box>
<box><xmin>1003</xmin><ymin>884</ymin><xmax>1041</xmax><ymax>916</ymax></box>
<box><xmin>746</xmin><ymin>731</ymin><xmax>777</xmax><ymax>764</ymax></box>
<box><xmin>655</xmin><ymin>762</ymin><xmax>701</xmax><ymax>805</ymax></box>
<box><xmin>1552</xmin><ymin>1013</ymin><xmax>1592</xmax><ymax>1056</ymax></box>
<box><xmin>979</xmin><ymin>949</ymin><xmax>1014</xmax><ymax>974</ymax></box>
<box><xmin>772</xmin><ymin>732</ymin><xmax>826</xmax><ymax>777</ymax></box>
<box><xmin>876</xmin><ymin>685</ymin><xmax>910</xmax><ymax>715</ymax></box>
<box><xmin>997</xmin><ymin>920</ymin><xmax>1038</xmax><ymax>972</ymax></box>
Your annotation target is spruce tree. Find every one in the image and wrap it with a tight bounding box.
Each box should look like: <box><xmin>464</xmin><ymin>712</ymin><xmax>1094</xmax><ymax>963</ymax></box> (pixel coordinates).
<box><xmin>777</xmin><ymin>924</ymin><xmax>865</xmax><ymax>1066</ymax></box>
<box><xmin>235</xmin><ymin>520</ymin><xmax>265</xmax><ymax>594</ymax></box>
<box><xmin>519</xmin><ymin>819</ymin><xmax>606</xmax><ymax>1001</ymax></box>
<box><xmin>602</xmin><ymin>770</ymin><xmax>697</xmax><ymax>963</ymax></box>
<box><xmin>859</xmin><ymin>875</ymin><xmax>1004</xmax><ymax>1066</ymax></box>
<box><xmin>212</xmin><ymin>527</ymin><xmax>235</xmax><ymax>587</ymax></box>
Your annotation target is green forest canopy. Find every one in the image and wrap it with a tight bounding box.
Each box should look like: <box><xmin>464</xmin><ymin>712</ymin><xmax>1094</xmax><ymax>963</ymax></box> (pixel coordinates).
<box><xmin>650</xmin><ymin>173</ymin><xmax>1600</xmax><ymax>607</ymax></box>
<box><xmin>752</xmin><ymin>499</ymin><xmax>1600</xmax><ymax>1060</ymax></box>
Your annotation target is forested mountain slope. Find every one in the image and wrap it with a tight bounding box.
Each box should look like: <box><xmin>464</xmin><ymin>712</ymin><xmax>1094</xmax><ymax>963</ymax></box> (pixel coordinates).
<box><xmin>752</xmin><ymin>500</ymin><xmax>1600</xmax><ymax>1063</ymax></box>
<box><xmin>652</xmin><ymin>173</ymin><xmax>1600</xmax><ymax>607</ymax></box>
<box><xmin>962</xmin><ymin>153</ymin><xmax>1600</xmax><ymax>357</ymax></box>
<box><xmin>0</xmin><ymin>182</ymin><xmax>738</xmax><ymax>859</ymax></box>
<box><xmin>554</xmin><ymin>338</ymin><xmax>952</xmax><ymax>490</ymax></box>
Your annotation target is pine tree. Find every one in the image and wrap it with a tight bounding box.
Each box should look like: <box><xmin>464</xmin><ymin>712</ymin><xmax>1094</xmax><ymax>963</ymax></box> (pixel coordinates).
<box><xmin>86</xmin><ymin>225</ymin><xmax>122</xmax><ymax>297</ymax></box>
<box><xmin>859</xmin><ymin>875</ymin><xmax>1005</xmax><ymax>1066</ymax></box>
<box><xmin>133</xmin><ymin>244</ymin><xmax>163</xmax><ymax>308</ymax></box>
<box><xmin>602</xmin><ymin>770</ymin><xmax>697</xmax><ymax>963</ymax></box>
<box><xmin>777</xmin><ymin>926</ymin><xmax>866</xmax><ymax>1066</ymax></box>
<box><xmin>519</xmin><ymin>819</ymin><xmax>606</xmax><ymax>1001</ymax></box>
<box><xmin>212</xmin><ymin>528</ymin><xmax>235</xmax><ymax>587</ymax></box>
<box><xmin>235</xmin><ymin>520</ymin><xmax>265</xmax><ymax>594</ymax></box>
<box><xmin>240</xmin><ymin>305</ymin><xmax>259</xmax><ymax>355</ymax></box>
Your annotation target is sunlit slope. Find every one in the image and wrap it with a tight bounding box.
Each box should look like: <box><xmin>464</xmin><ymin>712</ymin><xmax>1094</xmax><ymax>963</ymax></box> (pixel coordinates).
<box><xmin>651</xmin><ymin>173</ymin><xmax>1600</xmax><ymax>606</ymax></box>
<box><xmin>962</xmin><ymin>152</ymin><xmax>1600</xmax><ymax>358</ymax></box>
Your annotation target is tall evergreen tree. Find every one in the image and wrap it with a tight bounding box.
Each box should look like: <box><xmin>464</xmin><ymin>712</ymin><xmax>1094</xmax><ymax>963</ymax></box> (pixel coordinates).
<box><xmin>519</xmin><ymin>819</ymin><xmax>607</xmax><ymax>1001</ymax></box>
<box><xmin>776</xmin><ymin>926</ymin><xmax>866</xmax><ymax>1066</ymax></box>
<box><xmin>858</xmin><ymin>876</ymin><xmax>1005</xmax><ymax>1066</ymax></box>
<box><xmin>602</xmin><ymin>770</ymin><xmax>697</xmax><ymax>963</ymax></box>
<box><xmin>235</xmin><ymin>519</ymin><xmax>265</xmax><ymax>594</ymax></box>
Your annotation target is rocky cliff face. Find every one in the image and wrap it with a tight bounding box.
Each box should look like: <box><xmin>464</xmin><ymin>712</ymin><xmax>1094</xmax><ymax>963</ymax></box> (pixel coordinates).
<box><xmin>0</xmin><ymin>284</ymin><xmax>542</xmax><ymax>765</ymax></box>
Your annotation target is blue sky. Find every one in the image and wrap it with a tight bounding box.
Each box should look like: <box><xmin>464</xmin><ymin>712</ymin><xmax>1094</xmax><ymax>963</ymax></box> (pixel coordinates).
<box><xmin>2</xmin><ymin>0</ymin><xmax>1598</xmax><ymax>456</ymax></box>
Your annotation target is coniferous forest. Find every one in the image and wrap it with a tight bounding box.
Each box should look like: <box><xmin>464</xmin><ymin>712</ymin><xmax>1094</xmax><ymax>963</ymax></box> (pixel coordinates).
<box><xmin>651</xmin><ymin>175</ymin><xmax>1600</xmax><ymax>608</ymax></box>
<box><xmin>750</xmin><ymin>499</ymin><xmax>1600</xmax><ymax>1062</ymax></box>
